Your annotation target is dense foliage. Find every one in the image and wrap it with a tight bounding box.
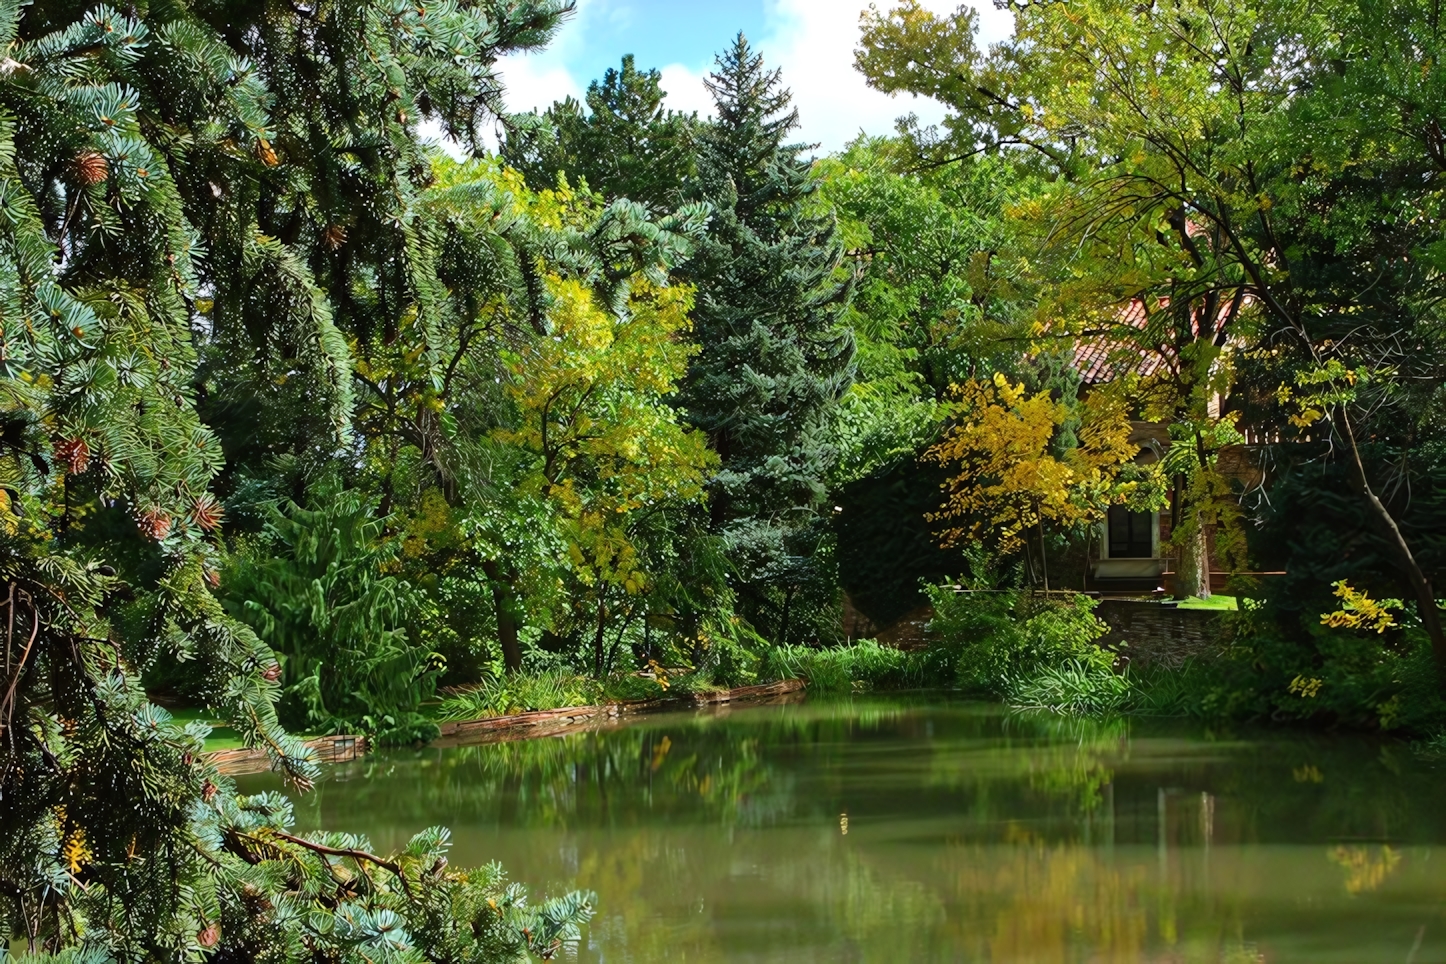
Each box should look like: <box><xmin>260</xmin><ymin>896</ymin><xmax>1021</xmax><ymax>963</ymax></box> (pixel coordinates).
<box><xmin>854</xmin><ymin>0</ymin><xmax>1446</xmax><ymax>718</ymax></box>
<box><xmin>8</xmin><ymin>0</ymin><xmax>1446</xmax><ymax>955</ymax></box>
<box><xmin>0</xmin><ymin>0</ymin><xmax>602</xmax><ymax>957</ymax></box>
<box><xmin>502</xmin><ymin>54</ymin><xmax>698</xmax><ymax>214</ymax></box>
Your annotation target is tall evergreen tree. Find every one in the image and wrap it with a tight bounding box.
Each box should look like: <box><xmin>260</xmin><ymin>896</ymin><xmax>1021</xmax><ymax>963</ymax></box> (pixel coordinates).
<box><xmin>502</xmin><ymin>55</ymin><xmax>699</xmax><ymax>212</ymax></box>
<box><xmin>680</xmin><ymin>35</ymin><xmax>855</xmax><ymax>643</ymax></box>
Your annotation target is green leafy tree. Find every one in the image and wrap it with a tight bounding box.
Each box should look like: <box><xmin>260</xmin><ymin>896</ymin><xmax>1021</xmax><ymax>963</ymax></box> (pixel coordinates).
<box><xmin>856</xmin><ymin>0</ymin><xmax>1291</xmax><ymax>599</ymax></box>
<box><xmin>857</xmin><ymin>0</ymin><xmax>1446</xmax><ymax>668</ymax></box>
<box><xmin>1229</xmin><ymin>0</ymin><xmax>1446</xmax><ymax>680</ymax></box>
<box><xmin>502</xmin><ymin>54</ymin><xmax>699</xmax><ymax>212</ymax></box>
<box><xmin>820</xmin><ymin>138</ymin><xmax>1030</xmax><ymax>403</ymax></box>
<box><xmin>817</xmin><ymin>140</ymin><xmax>1039</xmax><ymax>621</ymax></box>
<box><xmin>367</xmin><ymin>158</ymin><xmax>709</xmax><ymax>675</ymax></box>
<box><xmin>680</xmin><ymin>35</ymin><xmax>856</xmax><ymax>643</ymax></box>
<box><xmin>494</xmin><ymin>275</ymin><xmax>715</xmax><ymax>675</ymax></box>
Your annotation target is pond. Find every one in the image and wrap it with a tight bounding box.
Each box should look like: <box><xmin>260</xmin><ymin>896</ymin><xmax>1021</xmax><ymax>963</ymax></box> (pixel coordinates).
<box><xmin>238</xmin><ymin>695</ymin><xmax>1446</xmax><ymax>962</ymax></box>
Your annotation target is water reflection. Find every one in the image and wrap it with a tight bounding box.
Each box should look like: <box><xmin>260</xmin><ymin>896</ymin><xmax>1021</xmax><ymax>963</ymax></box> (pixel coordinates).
<box><xmin>239</xmin><ymin>697</ymin><xmax>1446</xmax><ymax>962</ymax></box>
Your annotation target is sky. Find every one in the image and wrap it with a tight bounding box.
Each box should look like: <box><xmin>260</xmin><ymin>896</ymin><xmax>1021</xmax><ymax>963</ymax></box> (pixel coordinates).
<box><xmin>489</xmin><ymin>0</ymin><xmax>1015</xmax><ymax>155</ymax></box>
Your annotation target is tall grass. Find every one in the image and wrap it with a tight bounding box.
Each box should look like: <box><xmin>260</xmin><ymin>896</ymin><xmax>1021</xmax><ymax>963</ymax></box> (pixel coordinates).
<box><xmin>1126</xmin><ymin>662</ymin><xmax>1207</xmax><ymax>716</ymax></box>
<box><xmin>758</xmin><ymin>640</ymin><xmax>917</xmax><ymax>693</ymax></box>
<box><xmin>438</xmin><ymin>671</ymin><xmax>602</xmax><ymax>721</ymax></box>
<box><xmin>1005</xmin><ymin>660</ymin><xmax>1132</xmax><ymax>715</ymax></box>
<box><xmin>1005</xmin><ymin>659</ymin><xmax>1207</xmax><ymax>717</ymax></box>
<box><xmin>1415</xmin><ymin>730</ymin><xmax>1446</xmax><ymax>761</ymax></box>
<box><xmin>438</xmin><ymin>667</ymin><xmax>735</xmax><ymax>721</ymax></box>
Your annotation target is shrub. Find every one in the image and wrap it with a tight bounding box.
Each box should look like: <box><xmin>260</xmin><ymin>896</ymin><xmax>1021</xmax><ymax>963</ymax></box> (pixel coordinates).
<box><xmin>924</xmin><ymin>584</ymin><xmax>1113</xmax><ymax>695</ymax></box>
<box><xmin>223</xmin><ymin>481</ymin><xmax>440</xmax><ymax>745</ymax></box>
<box><xmin>693</xmin><ymin>616</ymin><xmax>766</xmax><ymax>688</ymax></box>
<box><xmin>1182</xmin><ymin>602</ymin><xmax>1446</xmax><ymax>732</ymax></box>
<box><xmin>599</xmin><ymin>672</ymin><xmax>672</xmax><ymax>703</ymax></box>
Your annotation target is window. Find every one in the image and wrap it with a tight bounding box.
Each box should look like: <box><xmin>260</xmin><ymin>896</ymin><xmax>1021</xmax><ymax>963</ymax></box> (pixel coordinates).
<box><xmin>1107</xmin><ymin>506</ymin><xmax>1155</xmax><ymax>559</ymax></box>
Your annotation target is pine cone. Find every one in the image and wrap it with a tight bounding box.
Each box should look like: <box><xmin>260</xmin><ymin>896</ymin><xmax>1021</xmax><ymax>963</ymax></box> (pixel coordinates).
<box><xmin>262</xmin><ymin>663</ymin><xmax>281</xmax><ymax>683</ymax></box>
<box><xmin>136</xmin><ymin>509</ymin><xmax>172</xmax><ymax>541</ymax></box>
<box><xmin>256</xmin><ymin>138</ymin><xmax>278</xmax><ymax>166</ymax></box>
<box><xmin>197</xmin><ymin>923</ymin><xmax>221</xmax><ymax>948</ymax></box>
<box><xmin>190</xmin><ymin>493</ymin><xmax>223</xmax><ymax>532</ymax></box>
<box><xmin>53</xmin><ymin>437</ymin><xmax>90</xmax><ymax>475</ymax></box>
<box><xmin>323</xmin><ymin>224</ymin><xmax>348</xmax><ymax>250</ymax></box>
<box><xmin>202</xmin><ymin>780</ymin><xmax>218</xmax><ymax>802</ymax></box>
<box><xmin>74</xmin><ymin>150</ymin><xmax>108</xmax><ymax>186</ymax></box>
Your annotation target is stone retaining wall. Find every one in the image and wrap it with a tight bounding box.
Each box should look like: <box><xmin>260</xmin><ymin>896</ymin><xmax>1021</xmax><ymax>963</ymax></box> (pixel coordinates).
<box><xmin>1094</xmin><ymin>599</ymin><xmax>1226</xmax><ymax>669</ymax></box>
<box><xmin>847</xmin><ymin>593</ymin><xmax>1229</xmax><ymax>670</ymax></box>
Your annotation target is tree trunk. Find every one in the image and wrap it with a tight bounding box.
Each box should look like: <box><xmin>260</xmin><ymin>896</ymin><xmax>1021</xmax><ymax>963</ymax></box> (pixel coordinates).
<box><xmin>1038</xmin><ymin>518</ymin><xmax>1050</xmax><ymax>593</ymax></box>
<box><xmin>481</xmin><ymin>560</ymin><xmax>523</xmax><ymax>673</ymax></box>
<box><xmin>593</xmin><ymin>595</ymin><xmax>609</xmax><ymax>679</ymax></box>
<box><xmin>606</xmin><ymin>605</ymin><xmax>641</xmax><ymax>676</ymax></box>
<box><xmin>638</xmin><ymin>616</ymin><xmax>652</xmax><ymax>667</ymax></box>
<box><xmin>778</xmin><ymin>585</ymin><xmax>796</xmax><ymax>646</ymax></box>
<box><xmin>1175</xmin><ymin>524</ymin><xmax>1211</xmax><ymax>600</ymax></box>
<box><xmin>1338</xmin><ymin>411</ymin><xmax>1446</xmax><ymax>690</ymax></box>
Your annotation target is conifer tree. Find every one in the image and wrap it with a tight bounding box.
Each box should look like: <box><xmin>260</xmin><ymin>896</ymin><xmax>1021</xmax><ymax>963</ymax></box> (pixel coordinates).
<box><xmin>502</xmin><ymin>55</ymin><xmax>699</xmax><ymax>212</ymax></box>
<box><xmin>679</xmin><ymin>35</ymin><xmax>855</xmax><ymax>643</ymax></box>
<box><xmin>0</xmin><ymin>0</ymin><xmax>597</xmax><ymax>957</ymax></box>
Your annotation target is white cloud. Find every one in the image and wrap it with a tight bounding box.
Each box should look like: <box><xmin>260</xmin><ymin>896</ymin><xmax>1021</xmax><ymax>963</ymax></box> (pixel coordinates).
<box><xmin>496</xmin><ymin>55</ymin><xmax>585</xmax><ymax>116</ymax></box>
<box><xmin>651</xmin><ymin>2</ymin><xmax>1015</xmax><ymax>154</ymax></box>
<box><xmin>421</xmin><ymin>54</ymin><xmax>582</xmax><ymax>156</ymax></box>
<box><xmin>760</xmin><ymin>0</ymin><xmax>1015</xmax><ymax>153</ymax></box>
<box><xmin>490</xmin><ymin>4</ymin><xmax>594</xmax><ymax>115</ymax></box>
<box><xmin>481</xmin><ymin>1</ymin><xmax>1015</xmax><ymax>155</ymax></box>
<box><xmin>657</xmin><ymin>62</ymin><xmax>714</xmax><ymax>119</ymax></box>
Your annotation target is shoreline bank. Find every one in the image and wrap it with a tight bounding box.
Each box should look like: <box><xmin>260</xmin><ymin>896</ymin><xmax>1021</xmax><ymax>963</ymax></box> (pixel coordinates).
<box><xmin>209</xmin><ymin>678</ymin><xmax>807</xmax><ymax>776</ymax></box>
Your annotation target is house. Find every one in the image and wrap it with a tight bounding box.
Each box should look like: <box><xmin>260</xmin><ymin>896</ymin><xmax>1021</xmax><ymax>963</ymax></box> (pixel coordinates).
<box><xmin>835</xmin><ymin>293</ymin><xmax>1286</xmax><ymax>636</ymax></box>
<box><xmin>1074</xmin><ymin>298</ymin><xmax>1276</xmax><ymax>596</ymax></box>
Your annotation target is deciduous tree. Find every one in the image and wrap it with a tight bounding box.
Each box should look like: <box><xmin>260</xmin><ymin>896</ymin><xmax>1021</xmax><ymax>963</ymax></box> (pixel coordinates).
<box><xmin>497</xmin><ymin>276</ymin><xmax>716</xmax><ymax>674</ymax></box>
<box><xmin>926</xmin><ymin>375</ymin><xmax>1155</xmax><ymax>590</ymax></box>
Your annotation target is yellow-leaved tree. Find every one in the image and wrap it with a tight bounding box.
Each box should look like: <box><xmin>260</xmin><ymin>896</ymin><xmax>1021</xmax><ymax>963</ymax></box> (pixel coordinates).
<box><xmin>925</xmin><ymin>374</ymin><xmax>1156</xmax><ymax>589</ymax></box>
<box><xmin>498</xmin><ymin>275</ymin><xmax>717</xmax><ymax>673</ymax></box>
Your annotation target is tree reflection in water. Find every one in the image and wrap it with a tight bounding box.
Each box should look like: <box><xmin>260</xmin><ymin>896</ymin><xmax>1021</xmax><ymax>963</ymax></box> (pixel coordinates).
<box><xmin>240</xmin><ymin>697</ymin><xmax>1446</xmax><ymax>962</ymax></box>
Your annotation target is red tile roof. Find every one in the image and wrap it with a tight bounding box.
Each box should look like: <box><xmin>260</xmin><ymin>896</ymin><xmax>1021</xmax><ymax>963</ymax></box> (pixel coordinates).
<box><xmin>1072</xmin><ymin>295</ymin><xmax>1243</xmax><ymax>384</ymax></box>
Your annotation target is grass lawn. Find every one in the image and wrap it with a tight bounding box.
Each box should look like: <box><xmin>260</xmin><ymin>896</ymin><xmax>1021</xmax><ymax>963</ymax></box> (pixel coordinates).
<box><xmin>164</xmin><ymin>707</ymin><xmax>256</xmax><ymax>753</ymax></box>
<box><xmin>1176</xmin><ymin>595</ymin><xmax>1239</xmax><ymax>611</ymax></box>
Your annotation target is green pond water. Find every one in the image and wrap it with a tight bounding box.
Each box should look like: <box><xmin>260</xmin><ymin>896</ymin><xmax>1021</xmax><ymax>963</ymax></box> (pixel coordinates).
<box><xmin>238</xmin><ymin>695</ymin><xmax>1446</xmax><ymax>962</ymax></box>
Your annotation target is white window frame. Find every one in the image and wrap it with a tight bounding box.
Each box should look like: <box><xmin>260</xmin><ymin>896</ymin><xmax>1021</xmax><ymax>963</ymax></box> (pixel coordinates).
<box><xmin>1101</xmin><ymin>508</ymin><xmax>1160</xmax><ymax>561</ymax></box>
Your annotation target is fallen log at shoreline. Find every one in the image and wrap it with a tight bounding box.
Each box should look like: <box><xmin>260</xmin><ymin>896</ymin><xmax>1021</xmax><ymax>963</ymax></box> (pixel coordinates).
<box><xmin>208</xmin><ymin>733</ymin><xmax>369</xmax><ymax>777</ymax></box>
<box><xmin>209</xmin><ymin>678</ymin><xmax>806</xmax><ymax>775</ymax></box>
